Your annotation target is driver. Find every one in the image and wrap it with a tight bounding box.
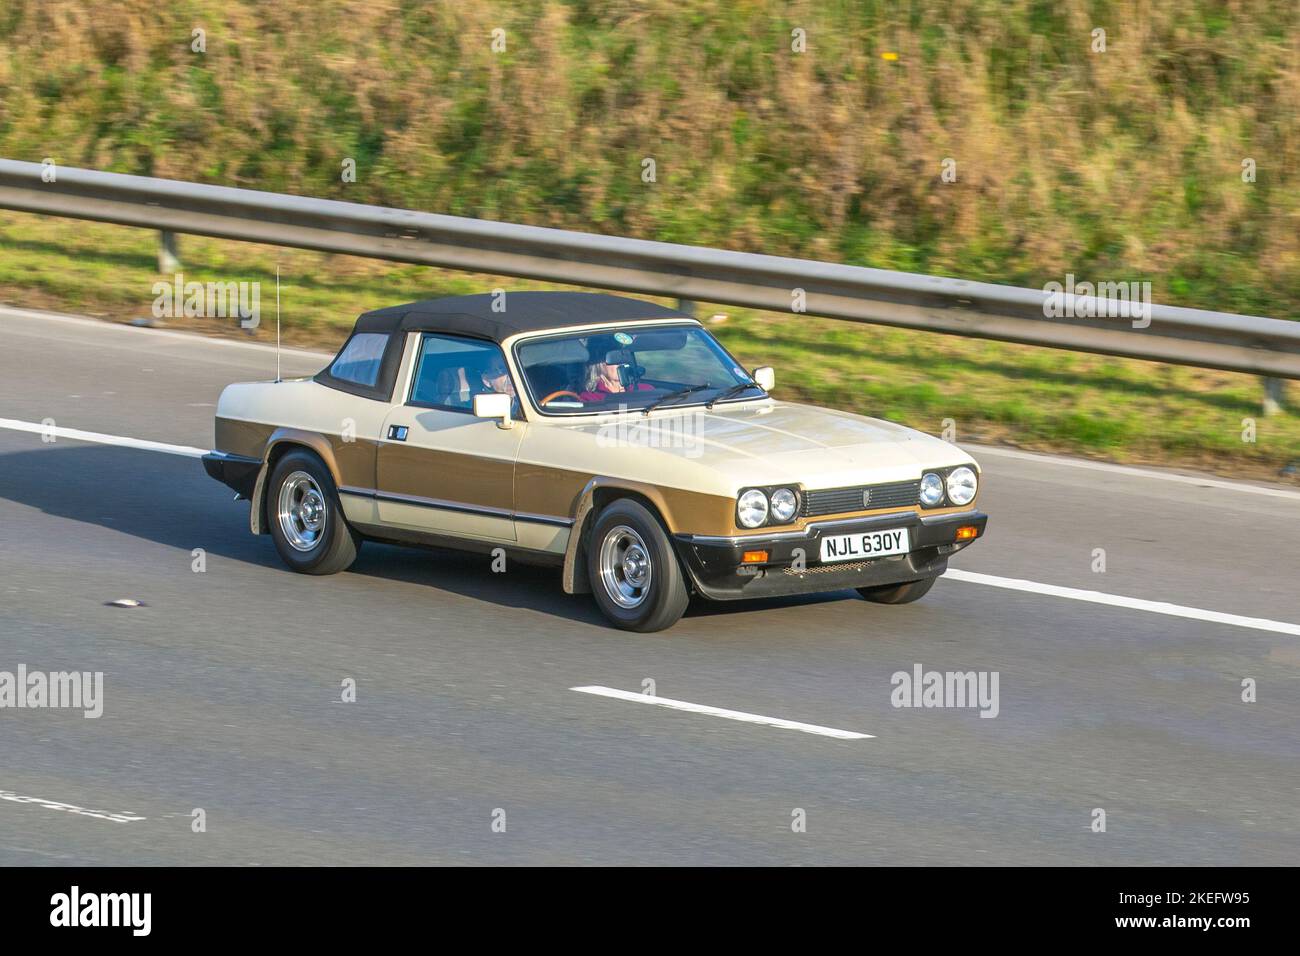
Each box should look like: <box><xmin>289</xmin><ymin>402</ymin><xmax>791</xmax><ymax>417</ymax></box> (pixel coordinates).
<box><xmin>582</xmin><ymin>357</ymin><xmax>627</xmax><ymax>396</ymax></box>
<box><xmin>579</xmin><ymin>337</ymin><xmax>653</xmax><ymax>402</ymax></box>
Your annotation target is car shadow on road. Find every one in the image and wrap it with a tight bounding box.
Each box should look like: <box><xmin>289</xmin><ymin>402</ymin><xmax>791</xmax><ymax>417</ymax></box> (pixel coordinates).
<box><xmin>0</xmin><ymin>442</ymin><xmax>278</xmax><ymax>564</ymax></box>
<box><xmin>0</xmin><ymin>443</ymin><xmax>858</xmax><ymax>629</ymax></box>
<box><xmin>344</xmin><ymin>542</ymin><xmax>611</xmax><ymax>626</ymax></box>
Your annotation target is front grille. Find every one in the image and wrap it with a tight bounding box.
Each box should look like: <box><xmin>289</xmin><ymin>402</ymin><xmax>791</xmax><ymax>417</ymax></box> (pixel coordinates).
<box><xmin>782</xmin><ymin>555</ymin><xmax>906</xmax><ymax>575</ymax></box>
<box><xmin>801</xmin><ymin>479</ymin><xmax>919</xmax><ymax>518</ymax></box>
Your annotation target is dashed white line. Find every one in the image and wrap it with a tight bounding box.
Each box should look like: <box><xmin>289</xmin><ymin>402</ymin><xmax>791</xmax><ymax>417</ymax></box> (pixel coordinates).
<box><xmin>0</xmin><ymin>417</ymin><xmax>207</xmax><ymax>458</ymax></box>
<box><xmin>571</xmin><ymin>685</ymin><xmax>873</xmax><ymax>739</ymax></box>
<box><xmin>945</xmin><ymin>569</ymin><xmax>1300</xmax><ymax>636</ymax></box>
<box><xmin>0</xmin><ymin>789</ymin><xmax>145</xmax><ymax>824</ymax></box>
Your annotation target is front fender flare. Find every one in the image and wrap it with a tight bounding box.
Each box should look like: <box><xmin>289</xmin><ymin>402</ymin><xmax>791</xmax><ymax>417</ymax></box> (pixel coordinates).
<box><xmin>560</xmin><ymin>477</ymin><xmax>693</xmax><ymax>594</ymax></box>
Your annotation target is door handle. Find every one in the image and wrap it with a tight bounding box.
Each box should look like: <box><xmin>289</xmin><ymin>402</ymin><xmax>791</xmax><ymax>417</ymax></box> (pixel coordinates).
<box><xmin>387</xmin><ymin>425</ymin><xmax>409</xmax><ymax>441</ymax></box>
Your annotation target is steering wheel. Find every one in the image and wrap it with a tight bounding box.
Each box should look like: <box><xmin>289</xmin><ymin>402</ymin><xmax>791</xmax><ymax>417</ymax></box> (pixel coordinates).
<box><xmin>540</xmin><ymin>389</ymin><xmax>583</xmax><ymax>405</ymax></box>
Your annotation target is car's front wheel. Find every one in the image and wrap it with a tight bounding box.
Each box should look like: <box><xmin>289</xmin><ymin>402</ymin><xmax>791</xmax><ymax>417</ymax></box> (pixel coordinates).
<box><xmin>856</xmin><ymin>575</ymin><xmax>937</xmax><ymax>605</ymax></box>
<box><xmin>267</xmin><ymin>449</ymin><xmax>360</xmax><ymax>575</ymax></box>
<box><xmin>587</xmin><ymin>499</ymin><xmax>689</xmax><ymax>632</ymax></box>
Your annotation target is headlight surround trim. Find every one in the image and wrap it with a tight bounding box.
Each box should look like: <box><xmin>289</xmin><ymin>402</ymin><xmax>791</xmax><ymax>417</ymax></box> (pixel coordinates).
<box><xmin>733</xmin><ymin>465</ymin><xmax>978</xmax><ymax>530</ymax></box>
<box><xmin>736</xmin><ymin>485</ymin><xmax>803</xmax><ymax>528</ymax></box>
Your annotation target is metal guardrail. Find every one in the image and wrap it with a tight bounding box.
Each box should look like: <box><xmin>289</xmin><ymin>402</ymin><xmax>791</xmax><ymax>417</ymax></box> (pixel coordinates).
<box><xmin>1</xmin><ymin>158</ymin><xmax>1298</xmax><ymax>381</ymax></box>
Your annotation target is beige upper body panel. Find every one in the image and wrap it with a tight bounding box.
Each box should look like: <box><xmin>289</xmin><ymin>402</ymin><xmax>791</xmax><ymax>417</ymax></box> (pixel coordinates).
<box><xmin>509</xmin><ymin>400</ymin><xmax>979</xmax><ymax>536</ymax></box>
<box><xmin>514</xmin><ymin>399</ymin><xmax>974</xmax><ymax>496</ymax></box>
<box><xmin>214</xmin><ymin>377</ymin><xmax>390</xmax><ymax>488</ymax></box>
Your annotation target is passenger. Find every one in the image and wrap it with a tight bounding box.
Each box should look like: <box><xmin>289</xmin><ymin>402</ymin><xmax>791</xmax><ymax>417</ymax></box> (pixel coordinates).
<box><xmin>434</xmin><ymin>366</ymin><xmax>471</xmax><ymax>407</ymax></box>
<box><xmin>478</xmin><ymin>355</ymin><xmax>516</xmax><ymax>398</ymax></box>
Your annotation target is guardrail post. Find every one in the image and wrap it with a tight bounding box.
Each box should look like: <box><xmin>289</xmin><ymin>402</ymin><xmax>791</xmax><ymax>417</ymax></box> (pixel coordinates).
<box><xmin>676</xmin><ymin>298</ymin><xmax>695</xmax><ymax>318</ymax></box>
<box><xmin>1262</xmin><ymin>377</ymin><xmax>1285</xmax><ymax>416</ymax></box>
<box><xmin>158</xmin><ymin>230</ymin><xmax>180</xmax><ymax>273</ymax></box>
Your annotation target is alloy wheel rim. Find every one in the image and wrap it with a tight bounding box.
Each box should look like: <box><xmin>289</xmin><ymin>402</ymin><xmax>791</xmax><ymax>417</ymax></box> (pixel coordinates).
<box><xmin>277</xmin><ymin>471</ymin><xmax>328</xmax><ymax>552</ymax></box>
<box><xmin>598</xmin><ymin>524</ymin><xmax>653</xmax><ymax>609</ymax></box>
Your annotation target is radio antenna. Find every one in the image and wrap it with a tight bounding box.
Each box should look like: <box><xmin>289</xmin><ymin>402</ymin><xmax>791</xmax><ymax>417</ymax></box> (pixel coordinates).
<box><xmin>275</xmin><ymin>264</ymin><xmax>282</xmax><ymax>383</ymax></box>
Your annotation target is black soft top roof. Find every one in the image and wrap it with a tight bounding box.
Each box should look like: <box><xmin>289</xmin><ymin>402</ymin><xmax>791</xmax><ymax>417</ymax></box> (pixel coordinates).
<box><xmin>352</xmin><ymin>291</ymin><xmax>692</xmax><ymax>344</ymax></box>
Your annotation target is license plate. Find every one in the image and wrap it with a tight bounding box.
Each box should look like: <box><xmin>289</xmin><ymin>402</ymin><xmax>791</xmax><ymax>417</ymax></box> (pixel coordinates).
<box><xmin>819</xmin><ymin>527</ymin><xmax>909</xmax><ymax>563</ymax></box>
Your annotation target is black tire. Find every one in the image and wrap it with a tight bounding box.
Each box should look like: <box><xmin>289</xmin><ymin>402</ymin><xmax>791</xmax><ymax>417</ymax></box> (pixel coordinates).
<box><xmin>856</xmin><ymin>575</ymin><xmax>938</xmax><ymax>605</ymax></box>
<box><xmin>587</xmin><ymin>499</ymin><xmax>689</xmax><ymax>632</ymax></box>
<box><xmin>266</xmin><ymin>450</ymin><xmax>360</xmax><ymax>575</ymax></box>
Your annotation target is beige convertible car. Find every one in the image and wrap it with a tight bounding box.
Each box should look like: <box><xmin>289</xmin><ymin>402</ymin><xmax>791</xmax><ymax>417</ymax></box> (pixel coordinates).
<box><xmin>203</xmin><ymin>292</ymin><xmax>986</xmax><ymax>631</ymax></box>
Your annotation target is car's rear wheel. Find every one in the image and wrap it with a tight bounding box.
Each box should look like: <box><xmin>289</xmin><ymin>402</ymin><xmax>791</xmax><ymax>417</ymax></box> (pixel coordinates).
<box><xmin>587</xmin><ymin>499</ymin><xmax>689</xmax><ymax>632</ymax></box>
<box><xmin>268</xmin><ymin>449</ymin><xmax>360</xmax><ymax>575</ymax></box>
<box><xmin>856</xmin><ymin>575</ymin><xmax>937</xmax><ymax>605</ymax></box>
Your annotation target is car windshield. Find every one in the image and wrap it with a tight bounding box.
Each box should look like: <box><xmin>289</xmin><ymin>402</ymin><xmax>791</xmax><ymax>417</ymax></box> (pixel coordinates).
<box><xmin>515</xmin><ymin>324</ymin><xmax>762</xmax><ymax>414</ymax></box>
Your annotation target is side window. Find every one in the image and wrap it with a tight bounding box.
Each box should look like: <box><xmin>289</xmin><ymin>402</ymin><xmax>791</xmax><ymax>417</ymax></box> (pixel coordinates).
<box><xmin>328</xmin><ymin>333</ymin><xmax>389</xmax><ymax>387</ymax></box>
<box><xmin>409</xmin><ymin>334</ymin><xmax>516</xmax><ymax>412</ymax></box>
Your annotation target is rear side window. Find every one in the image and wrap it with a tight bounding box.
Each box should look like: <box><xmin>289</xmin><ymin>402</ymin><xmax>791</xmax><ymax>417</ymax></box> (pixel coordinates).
<box><xmin>409</xmin><ymin>333</ymin><xmax>517</xmax><ymax>413</ymax></box>
<box><xmin>328</xmin><ymin>333</ymin><xmax>389</xmax><ymax>387</ymax></box>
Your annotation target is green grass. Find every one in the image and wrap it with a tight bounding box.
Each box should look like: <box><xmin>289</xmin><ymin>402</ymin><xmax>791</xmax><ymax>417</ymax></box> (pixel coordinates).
<box><xmin>2</xmin><ymin>211</ymin><xmax>1295</xmax><ymax>482</ymax></box>
<box><xmin>1</xmin><ymin>0</ymin><xmax>1298</xmax><ymax>320</ymax></box>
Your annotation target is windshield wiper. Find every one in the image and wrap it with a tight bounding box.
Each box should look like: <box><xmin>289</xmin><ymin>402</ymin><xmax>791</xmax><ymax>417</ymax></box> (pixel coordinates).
<box><xmin>706</xmin><ymin>380</ymin><xmax>762</xmax><ymax>409</ymax></box>
<box><xmin>642</xmin><ymin>383</ymin><xmax>712</xmax><ymax>415</ymax></box>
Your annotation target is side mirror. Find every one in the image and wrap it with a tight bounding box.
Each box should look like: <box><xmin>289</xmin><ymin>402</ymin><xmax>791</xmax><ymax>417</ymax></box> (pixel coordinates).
<box><xmin>752</xmin><ymin>366</ymin><xmax>775</xmax><ymax>391</ymax></box>
<box><xmin>473</xmin><ymin>392</ymin><xmax>514</xmax><ymax>429</ymax></box>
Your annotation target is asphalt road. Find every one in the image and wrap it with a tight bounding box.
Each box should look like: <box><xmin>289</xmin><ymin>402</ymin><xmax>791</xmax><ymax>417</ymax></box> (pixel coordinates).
<box><xmin>0</xmin><ymin>306</ymin><xmax>1296</xmax><ymax>865</ymax></box>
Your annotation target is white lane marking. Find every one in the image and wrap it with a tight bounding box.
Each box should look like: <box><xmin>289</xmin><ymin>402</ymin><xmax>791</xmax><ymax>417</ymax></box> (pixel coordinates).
<box><xmin>945</xmin><ymin>569</ymin><xmax>1300</xmax><ymax>636</ymax></box>
<box><xmin>0</xmin><ymin>789</ymin><xmax>145</xmax><ymax>824</ymax></box>
<box><xmin>0</xmin><ymin>305</ymin><xmax>333</xmax><ymax>360</ymax></box>
<box><xmin>0</xmin><ymin>417</ymin><xmax>207</xmax><ymax>458</ymax></box>
<box><xmin>969</xmin><ymin>444</ymin><xmax>1300</xmax><ymax>501</ymax></box>
<box><xmin>572</xmin><ymin>686</ymin><xmax>872</xmax><ymax>739</ymax></box>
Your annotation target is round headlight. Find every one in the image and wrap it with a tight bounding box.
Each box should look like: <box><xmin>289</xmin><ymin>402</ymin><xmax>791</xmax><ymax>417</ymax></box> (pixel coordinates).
<box><xmin>737</xmin><ymin>489</ymin><xmax>769</xmax><ymax>528</ymax></box>
<box><xmin>770</xmin><ymin>487</ymin><xmax>798</xmax><ymax>522</ymax></box>
<box><xmin>946</xmin><ymin>466</ymin><xmax>977</xmax><ymax>506</ymax></box>
<box><xmin>919</xmin><ymin>472</ymin><xmax>945</xmax><ymax>507</ymax></box>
